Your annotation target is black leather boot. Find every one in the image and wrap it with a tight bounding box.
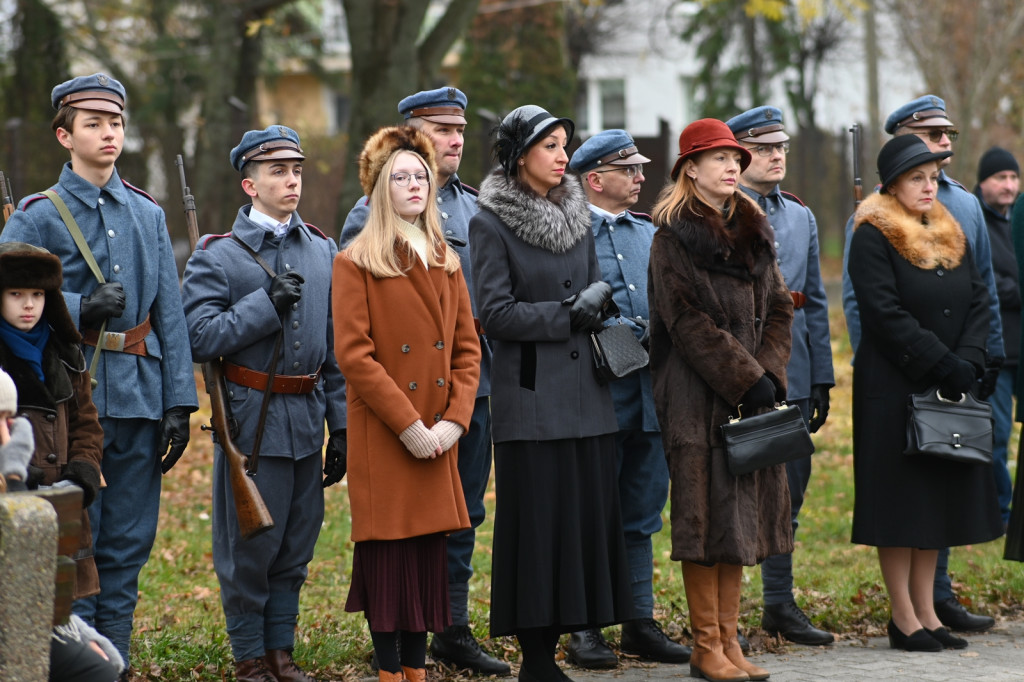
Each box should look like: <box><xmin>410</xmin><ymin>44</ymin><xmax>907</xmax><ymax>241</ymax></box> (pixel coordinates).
<box><xmin>761</xmin><ymin>601</ymin><xmax>835</xmax><ymax>646</ymax></box>
<box><xmin>620</xmin><ymin>618</ymin><xmax>691</xmax><ymax>663</ymax></box>
<box><xmin>430</xmin><ymin>624</ymin><xmax>511</xmax><ymax>675</ymax></box>
<box><xmin>565</xmin><ymin>629</ymin><xmax>618</xmax><ymax>669</ymax></box>
<box><xmin>934</xmin><ymin>597</ymin><xmax>995</xmax><ymax>632</ymax></box>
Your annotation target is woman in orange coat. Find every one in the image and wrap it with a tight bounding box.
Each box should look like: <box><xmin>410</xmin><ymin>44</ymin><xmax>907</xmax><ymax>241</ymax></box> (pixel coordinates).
<box><xmin>332</xmin><ymin>126</ymin><xmax>481</xmax><ymax>682</ymax></box>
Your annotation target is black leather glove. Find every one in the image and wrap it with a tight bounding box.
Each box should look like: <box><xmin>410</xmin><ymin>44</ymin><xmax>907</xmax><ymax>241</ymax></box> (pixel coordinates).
<box><xmin>976</xmin><ymin>356</ymin><xmax>1003</xmax><ymax>400</ymax></box>
<box><xmin>61</xmin><ymin>460</ymin><xmax>101</xmax><ymax>507</ymax></box>
<box><xmin>269</xmin><ymin>271</ymin><xmax>305</xmax><ymax>314</ymax></box>
<box><xmin>938</xmin><ymin>355</ymin><xmax>977</xmax><ymax>400</ymax></box>
<box><xmin>636</xmin><ymin>317</ymin><xmax>651</xmax><ymax>351</ymax></box>
<box><xmin>808</xmin><ymin>384</ymin><xmax>831</xmax><ymax>433</ymax></box>
<box><xmin>80</xmin><ymin>282</ymin><xmax>126</xmax><ymax>326</ymax></box>
<box><xmin>159</xmin><ymin>407</ymin><xmax>192</xmax><ymax>474</ymax></box>
<box><xmin>322</xmin><ymin>429</ymin><xmax>347</xmax><ymax>488</ymax></box>
<box><xmin>563</xmin><ymin>281</ymin><xmax>612</xmax><ymax>332</ymax></box>
<box><xmin>739</xmin><ymin>375</ymin><xmax>776</xmax><ymax>413</ymax></box>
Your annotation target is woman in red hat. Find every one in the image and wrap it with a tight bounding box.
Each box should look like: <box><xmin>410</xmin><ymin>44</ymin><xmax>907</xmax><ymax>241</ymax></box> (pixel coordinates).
<box><xmin>648</xmin><ymin>119</ymin><xmax>794</xmax><ymax>681</ymax></box>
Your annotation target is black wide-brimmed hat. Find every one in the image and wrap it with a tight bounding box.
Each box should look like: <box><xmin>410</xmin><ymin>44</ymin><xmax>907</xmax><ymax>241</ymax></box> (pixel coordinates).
<box><xmin>877</xmin><ymin>135</ymin><xmax>952</xmax><ymax>190</ymax></box>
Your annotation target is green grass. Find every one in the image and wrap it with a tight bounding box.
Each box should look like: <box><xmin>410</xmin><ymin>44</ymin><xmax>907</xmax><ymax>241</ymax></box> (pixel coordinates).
<box><xmin>129</xmin><ymin>294</ymin><xmax>1024</xmax><ymax>680</ymax></box>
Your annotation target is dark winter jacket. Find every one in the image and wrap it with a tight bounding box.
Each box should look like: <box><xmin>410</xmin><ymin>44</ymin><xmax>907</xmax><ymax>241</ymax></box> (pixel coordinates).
<box><xmin>648</xmin><ymin>193</ymin><xmax>794</xmax><ymax>565</ymax></box>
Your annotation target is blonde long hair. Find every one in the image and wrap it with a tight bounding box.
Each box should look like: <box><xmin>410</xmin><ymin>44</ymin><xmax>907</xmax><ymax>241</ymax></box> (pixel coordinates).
<box><xmin>652</xmin><ymin>152</ymin><xmax>754</xmax><ymax>227</ymax></box>
<box><xmin>346</xmin><ymin>149</ymin><xmax>460</xmax><ymax>278</ymax></box>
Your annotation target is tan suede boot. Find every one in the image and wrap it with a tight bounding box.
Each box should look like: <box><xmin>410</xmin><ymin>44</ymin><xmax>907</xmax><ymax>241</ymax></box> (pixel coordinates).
<box><xmin>682</xmin><ymin>561</ymin><xmax>749</xmax><ymax>682</ymax></box>
<box><xmin>718</xmin><ymin>564</ymin><xmax>769</xmax><ymax>681</ymax></box>
<box><xmin>378</xmin><ymin>670</ymin><xmax>406</xmax><ymax>682</ymax></box>
<box><xmin>400</xmin><ymin>666</ymin><xmax>426</xmax><ymax>682</ymax></box>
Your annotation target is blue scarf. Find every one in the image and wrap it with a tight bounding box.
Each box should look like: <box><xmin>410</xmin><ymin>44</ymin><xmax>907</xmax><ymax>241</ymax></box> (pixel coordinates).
<box><xmin>0</xmin><ymin>317</ymin><xmax>50</xmax><ymax>381</ymax></box>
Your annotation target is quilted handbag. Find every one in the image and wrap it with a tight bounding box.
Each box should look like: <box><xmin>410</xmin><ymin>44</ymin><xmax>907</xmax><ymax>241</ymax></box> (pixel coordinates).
<box><xmin>721</xmin><ymin>403</ymin><xmax>815</xmax><ymax>476</ymax></box>
<box><xmin>590</xmin><ymin>318</ymin><xmax>648</xmax><ymax>384</ymax></box>
<box><xmin>904</xmin><ymin>387</ymin><xmax>993</xmax><ymax>465</ymax></box>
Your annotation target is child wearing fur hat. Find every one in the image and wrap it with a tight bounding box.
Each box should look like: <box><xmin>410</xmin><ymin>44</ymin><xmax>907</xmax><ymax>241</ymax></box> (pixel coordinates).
<box><xmin>332</xmin><ymin>125</ymin><xmax>481</xmax><ymax>682</ymax></box>
<box><xmin>0</xmin><ymin>241</ymin><xmax>104</xmax><ymax>600</ymax></box>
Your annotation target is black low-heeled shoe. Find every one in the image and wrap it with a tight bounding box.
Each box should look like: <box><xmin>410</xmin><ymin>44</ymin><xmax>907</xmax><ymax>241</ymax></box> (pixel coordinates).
<box><xmin>926</xmin><ymin>626</ymin><xmax>969</xmax><ymax>649</ymax></box>
<box><xmin>887</xmin><ymin>620</ymin><xmax>942</xmax><ymax>652</ymax></box>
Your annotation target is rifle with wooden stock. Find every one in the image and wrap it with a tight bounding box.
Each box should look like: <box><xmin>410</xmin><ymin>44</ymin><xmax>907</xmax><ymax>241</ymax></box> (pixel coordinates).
<box><xmin>176</xmin><ymin>155</ymin><xmax>274</xmax><ymax>540</ymax></box>
<box><xmin>1</xmin><ymin>170</ymin><xmax>14</xmax><ymax>223</ymax></box>
<box><xmin>850</xmin><ymin>123</ymin><xmax>863</xmax><ymax>207</ymax></box>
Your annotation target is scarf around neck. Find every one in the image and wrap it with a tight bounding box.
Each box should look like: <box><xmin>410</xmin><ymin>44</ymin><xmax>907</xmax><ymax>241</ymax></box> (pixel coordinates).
<box><xmin>0</xmin><ymin>318</ymin><xmax>50</xmax><ymax>381</ymax></box>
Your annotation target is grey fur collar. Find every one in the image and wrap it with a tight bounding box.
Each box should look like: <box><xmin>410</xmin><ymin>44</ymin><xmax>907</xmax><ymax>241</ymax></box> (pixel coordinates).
<box><xmin>477</xmin><ymin>169</ymin><xmax>590</xmax><ymax>253</ymax></box>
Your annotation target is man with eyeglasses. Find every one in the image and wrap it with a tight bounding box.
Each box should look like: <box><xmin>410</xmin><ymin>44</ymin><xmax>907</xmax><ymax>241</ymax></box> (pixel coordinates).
<box><xmin>563</xmin><ymin>129</ymin><xmax>692</xmax><ymax>669</ymax></box>
<box><xmin>726</xmin><ymin>106</ymin><xmax>836</xmax><ymax>648</ymax></box>
<box><xmin>841</xmin><ymin>95</ymin><xmax>1003</xmax><ymax>634</ymax></box>
<box><xmin>340</xmin><ymin>87</ymin><xmax>508</xmax><ymax>677</ymax></box>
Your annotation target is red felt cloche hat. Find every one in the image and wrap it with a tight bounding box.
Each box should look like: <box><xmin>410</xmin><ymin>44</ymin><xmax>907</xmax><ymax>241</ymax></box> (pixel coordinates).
<box><xmin>670</xmin><ymin>118</ymin><xmax>752</xmax><ymax>181</ymax></box>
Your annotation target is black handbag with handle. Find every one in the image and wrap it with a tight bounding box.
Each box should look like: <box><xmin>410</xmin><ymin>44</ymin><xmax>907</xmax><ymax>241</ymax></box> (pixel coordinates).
<box><xmin>904</xmin><ymin>387</ymin><xmax>993</xmax><ymax>465</ymax></box>
<box><xmin>590</xmin><ymin>317</ymin><xmax>649</xmax><ymax>384</ymax></box>
<box><xmin>721</xmin><ymin>403</ymin><xmax>815</xmax><ymax>476</ymax></box>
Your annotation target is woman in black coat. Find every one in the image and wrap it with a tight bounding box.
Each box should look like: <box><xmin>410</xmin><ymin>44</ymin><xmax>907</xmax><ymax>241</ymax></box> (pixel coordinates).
<box><xmin>848</xmin><ymin>135</ymin><xmax>1003</xmax><ymax>652</ymax></box>
<box><xmin>470</xmin><ymin>105</ymin><xmax>632</xmax><ymax>682</ymax></box>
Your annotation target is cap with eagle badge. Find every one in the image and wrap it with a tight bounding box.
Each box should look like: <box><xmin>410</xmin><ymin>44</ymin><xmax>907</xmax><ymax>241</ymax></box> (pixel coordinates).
<box><xmin>725</xmin><ymin>105</ymin><xmax>791</xmax><ymax>144</ymax></box>
<box><xmin>230</xmin><ymin>125</ymin><xmax>305</xmax><ymax>171</ymax></box>
<box><xmin>51</xmin><ymin>73</ymin><xmax>126</xmax><ymax>113</ymax></box>
<box><xmin>884</xmin><ymin>95</ymin><xmax>955</xmax><ymax>135</ymax></box>
<box><xmin>398</xmin><ymin>86</ymin><xmax>468</xmax><ymax>125</ymax></box>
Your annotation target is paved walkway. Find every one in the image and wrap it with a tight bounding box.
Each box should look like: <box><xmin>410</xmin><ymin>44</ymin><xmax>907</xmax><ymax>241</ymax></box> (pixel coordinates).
<box><xmin>564</xmin><ymin>620</ymin><xmax>1024</xmax><ymax>681</ymax></box>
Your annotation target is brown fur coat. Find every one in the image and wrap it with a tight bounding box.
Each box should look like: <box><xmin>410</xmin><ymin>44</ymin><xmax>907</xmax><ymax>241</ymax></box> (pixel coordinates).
<box><xmin>649</xmin><ymin>193</ymin><xmax>795</xmax><ymax>565</ymax></box>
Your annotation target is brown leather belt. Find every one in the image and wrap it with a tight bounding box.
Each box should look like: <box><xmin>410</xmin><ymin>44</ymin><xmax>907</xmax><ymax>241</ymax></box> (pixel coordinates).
<box><xmin>83</xmin><ymin>315</ymin><xmax>150</xmax><ymax>356</ymax></box>
<box><xmin>791</xmin><ymin>291</ymin><xmax>807</xmax><ymax>309</ymax></box>
<box><xmin>222</xmin><ymin>361</ymin><xmax>321</xmax><ymax>394</ymax></box>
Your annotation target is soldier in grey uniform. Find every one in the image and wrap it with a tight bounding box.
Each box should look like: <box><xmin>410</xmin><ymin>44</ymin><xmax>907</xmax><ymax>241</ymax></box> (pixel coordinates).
<box><xmin>564</xmin><ymin>130</ymin><xmax>691</xmax><ymax>668</ymax></box>
<box><xmin>340</xmin><ymin>87</ymin><xmax>507</xmax><ymax>677</ymax></box>
<box><xmin>181</xmin><ymin>126</ymin><xmax>347</xmax><ymax>682</ymax></box>
<box><xmin>727</xmin><ymin>106</ymin><xmax>835</xmax><ymax>647</ymax></box>
<box><xmin>841</xmin><ymin>96</ymin><xmax>1003</xmax><ymax>633</ymax></box>
<box><xmin>0</xmin><ymin>73</ymin><xmax>198</xmax><ymax>672</ymax></box>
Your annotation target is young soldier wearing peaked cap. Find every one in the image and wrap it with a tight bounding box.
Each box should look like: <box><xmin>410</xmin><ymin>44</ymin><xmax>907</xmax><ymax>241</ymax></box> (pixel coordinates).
<box><xmin>180</xmin><ymin>125</ymin><xmax>347</xmax><ymax>682</ymax></box>
<box><xmin>0</xmin><ymin>73</ymin><xmax>198</xmax><ymax>675</ymax></box>
<box><xmin>727</xmin><ymin>105</ymin><xmax>835</xmax><ymax>648</ymax></box>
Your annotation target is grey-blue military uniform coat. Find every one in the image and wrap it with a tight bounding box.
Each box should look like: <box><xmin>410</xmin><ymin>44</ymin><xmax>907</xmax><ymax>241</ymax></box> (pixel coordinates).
<box><xmin>340</xmin><ymin>173</ymin><xmax>491</xmax><ymax>397</ymax></box>
<box><xmin>740</xmin><ymin>185</ymin><xmax>834</xmax><ymax>400</ymax></box>
<box><xmin>843</xmin><ymin>171</ymin><xmax>1004</xmax><ymax>358</ymax></box>
<box><xmin>181</xmin><ymin>206</ymin><xmax>346</xmax><ymax>459</ymax></box>
<box><xmin>0</xmin><ymin>163</ymin><xmax>198</xmax><ymax>418</ymax></box>
<box><xmin>590</xmin><ymin>208</ymin><xmax>659</xmax><ymax>431</ymax></box>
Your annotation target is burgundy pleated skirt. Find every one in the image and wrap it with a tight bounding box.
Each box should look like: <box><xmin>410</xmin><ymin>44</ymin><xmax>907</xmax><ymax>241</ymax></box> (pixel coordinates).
<box><xmin>345</xmin><ymin>533</ymin><xmax>450</xmax><ymax>632</ymax></box>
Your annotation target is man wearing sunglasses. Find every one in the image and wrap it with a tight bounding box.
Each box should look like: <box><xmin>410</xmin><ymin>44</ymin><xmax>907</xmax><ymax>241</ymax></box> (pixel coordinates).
<box><xmin>727</xmin><ymin>106</ymin><xmax>836</xmax><ymax>648</ymax></box>
<box><xmin>841</xmin><ymin>95</ymin><xmax>1003</xmax><ymax>634</ymax></box>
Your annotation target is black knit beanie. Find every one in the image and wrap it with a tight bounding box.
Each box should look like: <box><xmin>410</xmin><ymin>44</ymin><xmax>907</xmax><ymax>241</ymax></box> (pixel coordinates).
<box><xmin>977</xmin><ymin>146</ymin><xmax>1020</xmax><ymax>184</ymax></box>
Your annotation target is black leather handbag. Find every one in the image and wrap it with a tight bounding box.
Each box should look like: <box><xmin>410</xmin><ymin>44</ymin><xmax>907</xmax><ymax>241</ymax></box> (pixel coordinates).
<box><xmin>904</xmin><ymin>387</ymin><xmax>993</xmax><ymax>465</ymax></box>
<box><xmin>590</xmin><ymin>318</ymin><xmax>649</xmax><ymax>384</ymax></box>
<box><xmin>721</xmin><ymin>403</ymin><xmax>815</xmax><ymax>476</ymax></box>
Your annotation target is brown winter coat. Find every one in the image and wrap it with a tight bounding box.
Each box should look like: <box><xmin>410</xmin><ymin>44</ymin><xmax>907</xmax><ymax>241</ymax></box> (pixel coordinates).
<box><xmin>0</xmin><ymin>338</ymin><xmax>103</xmax><ymax>598</ymax></box>
<box><xmin>648</xmin><ymin>193</ymin><xmax>795</xmax><ymax>565</ymax></box>
<box><xmin>332</xmin><ymin>248</ymin><xmax>480</xmax><ymax>542</ymax></box>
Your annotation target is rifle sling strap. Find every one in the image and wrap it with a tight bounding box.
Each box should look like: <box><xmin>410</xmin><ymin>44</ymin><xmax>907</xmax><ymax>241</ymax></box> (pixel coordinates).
<box><xmin>42</xmin><ymin>190</ymin><xmax>107</xmax><ymax>383</ymax></box>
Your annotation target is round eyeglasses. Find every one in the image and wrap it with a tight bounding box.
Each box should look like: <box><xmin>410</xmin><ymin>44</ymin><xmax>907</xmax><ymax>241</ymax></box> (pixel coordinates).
<box><xmin>916</xmin><ymin>129</ymin><xmax>959</xmax><ymax>143</ymax></box>
<box><xmin>390</xmin><ymin>171</ymin><xmax>429</xmax><ymax>187</ymax></box>
<box><xmin>594</xmin><ymin>164</ymin><xmax>644</xmax><ymax>178</ymax></box>
<box><xmin>750</xmin><ymin>143</ymin><xmax>790</xmax><ymax>157</ymax></box>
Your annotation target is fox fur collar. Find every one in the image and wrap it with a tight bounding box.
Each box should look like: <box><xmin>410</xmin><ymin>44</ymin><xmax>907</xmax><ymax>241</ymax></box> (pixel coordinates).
<box><xmin>661</xmin><ymin>192</ymin><xmax>775</xmax><ymax>280</ymax></box>
<box><xmin>477</xmin><ymin>169</ymin><xmax>590</xmax><ymax>253</ymax></box>
<box><xmin>853</xmin><ymin>192</ymin><xmax>965</xmax><ymax>269</ymax></box>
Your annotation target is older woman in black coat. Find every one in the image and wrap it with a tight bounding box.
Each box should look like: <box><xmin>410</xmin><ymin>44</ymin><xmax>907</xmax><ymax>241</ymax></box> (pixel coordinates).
<box><xmin>648</xmin><ymin>119</ymin><xmax>794</xmax><ymax>682</ymax></box>
<box><xmin>849</xmin><ymin>135</ymin><xmax>1003</xmax><ymax>652</ymax></box>
<box><xmin>470</xmin><ymin>105</ymin><xmax>632</xmax><ymax>682</ymax></box>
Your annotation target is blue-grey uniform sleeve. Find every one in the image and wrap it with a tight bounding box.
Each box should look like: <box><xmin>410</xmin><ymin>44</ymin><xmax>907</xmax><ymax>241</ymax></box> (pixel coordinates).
<box><xmin>803</xmin><ymin>209</ymin><xmax>835</xmax><ymax>386</ymax></box>
<box><xmin>321</xmin><ymin>241</ymin><xmax>347</xmax><ymax>432</ymax></box>
<box><xmin>966</xmin><ymin>196</ymin><xmax>1005</xmax><ymax>358</ymax></box>
<box><xmin>841</xmin><ymin>212</ymin><xmax>861</xmax><ymax>355</ymax></box>
<box><xmin>339</xmin><ymin>197</ymin><xmax>370</xmax><ymax>249</ymax></box>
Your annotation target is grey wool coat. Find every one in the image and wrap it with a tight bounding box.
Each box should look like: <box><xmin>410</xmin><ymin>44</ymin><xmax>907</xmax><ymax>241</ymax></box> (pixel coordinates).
<box><xmin>648</xmin><ymin>194</ymin><xmax>795</xmax><ymax>565</ymax></box>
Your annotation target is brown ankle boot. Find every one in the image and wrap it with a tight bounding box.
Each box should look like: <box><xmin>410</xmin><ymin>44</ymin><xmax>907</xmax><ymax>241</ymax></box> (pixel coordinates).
<box><xmin>682</xmin><ymin>561</ymin><xmax>749</xmax><ymax>682</ymax></box>
<box><xmin>378</xmin><ymin>670</ymin><xmax>406</xmax><ymax>682</ymax></box>
<box><xmin>265</xmin><ymin>648</ymin><xmax>317</xmax><ymax>682</ymax></box>
<box><xmin>717</xmin><ymin>564</ymin><xmax>768</xmax><ymax>681</ymax></box>
<box><xmin>234</xmin><ymin>657</ymin><xmax>277</xmax><ymax>682</ymax></box>
<box><xmin>401</xmin><ymin>666</ymin><xmax>426</xmax><ymax>682</ymax></box>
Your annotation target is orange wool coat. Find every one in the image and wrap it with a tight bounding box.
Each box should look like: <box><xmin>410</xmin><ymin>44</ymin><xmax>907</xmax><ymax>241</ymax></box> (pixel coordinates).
<box><xmin>332</xmin><ymin>249</ymin><xmax>480</xmax><ymax>542</ymax></box>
